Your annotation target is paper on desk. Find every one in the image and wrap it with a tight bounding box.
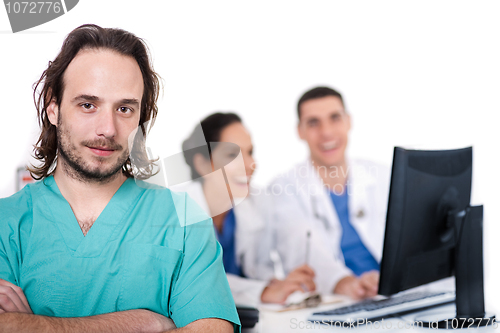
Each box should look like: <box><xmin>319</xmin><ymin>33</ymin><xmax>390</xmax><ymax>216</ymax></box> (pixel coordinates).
<box><xmin>259</xmin><ymin>294</ymin><xmax>343</xmax><ymax>312</ymax></box>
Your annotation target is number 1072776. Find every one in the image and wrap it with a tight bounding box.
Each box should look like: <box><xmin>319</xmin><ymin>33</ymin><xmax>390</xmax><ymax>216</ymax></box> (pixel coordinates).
<box><xmin>5</xmin><ymin>2</ymin><xmax>63</xmax><ymax>14</ymax></box>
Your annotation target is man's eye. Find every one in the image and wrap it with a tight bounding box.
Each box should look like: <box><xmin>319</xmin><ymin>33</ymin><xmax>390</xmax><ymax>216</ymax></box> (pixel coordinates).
<box><xmin>119</xmin><ymin>107</ymin><xmax>133</xmax><ymax>113</ymax></box>
<box><xmin>82</xmin><ymin>103</ymin><xmax>94</xmax><ymax>110</ymax></box>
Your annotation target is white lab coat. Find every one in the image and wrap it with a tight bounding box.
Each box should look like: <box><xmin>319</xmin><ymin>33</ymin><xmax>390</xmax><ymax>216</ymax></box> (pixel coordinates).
<box><xmin>178</xmin><ymin>180</ymin><xmax>270</xmax><ymax>306</ymax></box>
<box><xmin>267</xmin><ymin>158</ymin><xmax>391</xmax><ymax>294</ymax></box>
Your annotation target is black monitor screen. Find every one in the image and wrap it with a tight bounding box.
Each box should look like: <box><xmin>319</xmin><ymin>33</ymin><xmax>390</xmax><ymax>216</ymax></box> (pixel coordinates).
<box><xmin>378</xmin><ymin>147</ymin><xmax>472</xmax><ymax>296</ymax></box>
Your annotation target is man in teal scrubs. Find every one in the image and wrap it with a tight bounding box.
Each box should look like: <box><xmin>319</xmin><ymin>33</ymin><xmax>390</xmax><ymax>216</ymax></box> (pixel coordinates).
<box><xmin>0</xmin><ymin>24</ymin><xmax>240</xmax><ymax>333</ymax></box>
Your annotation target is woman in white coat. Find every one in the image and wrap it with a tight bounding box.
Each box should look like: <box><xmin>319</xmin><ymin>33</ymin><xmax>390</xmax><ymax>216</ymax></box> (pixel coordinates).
<box><xmin>181</xmin><ymin>112</ymin><xmax>315</xmax><ymax>306</ymax></box>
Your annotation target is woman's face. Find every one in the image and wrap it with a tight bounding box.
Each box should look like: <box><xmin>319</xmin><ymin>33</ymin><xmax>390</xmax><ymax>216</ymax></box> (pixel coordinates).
<box><xmin>210</xmin><ymin>122</ymin><xmax>256</xmax><ymax>198</ymax></box>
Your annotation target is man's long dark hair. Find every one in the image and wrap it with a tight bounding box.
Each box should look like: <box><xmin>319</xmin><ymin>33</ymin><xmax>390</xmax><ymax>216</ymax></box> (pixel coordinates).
<box><xmin>29</xmin><ymin>24</ymin><xmax>161</xmax><ymax>180</ymax></box>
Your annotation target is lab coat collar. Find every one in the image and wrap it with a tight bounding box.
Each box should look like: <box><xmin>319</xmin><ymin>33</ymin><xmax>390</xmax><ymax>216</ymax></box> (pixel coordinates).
<box><xmin>303</xmin><ymin>157</ymin><xmax>379</xmax><ymax>194</ymax></box>
<box><xmin>301</xmin><ymin>157</ymin><xmax>383</xmax><ymax>262</ymax></box>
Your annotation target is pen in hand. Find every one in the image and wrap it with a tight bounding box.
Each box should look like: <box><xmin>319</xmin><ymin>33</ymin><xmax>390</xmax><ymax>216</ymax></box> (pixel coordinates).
<box><xmin>305</xmin><ymin>230</ymin><xmax>311</xmax><ymax>266</ymax></box>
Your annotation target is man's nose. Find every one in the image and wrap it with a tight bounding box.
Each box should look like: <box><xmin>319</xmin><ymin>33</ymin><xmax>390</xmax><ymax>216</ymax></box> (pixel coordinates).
<box><xmin>320</xmin><ymin>122</ymin><xmax>335</xmax><ymax>138</ymax></box>
<box><xmin>95</xmin><ymin>108</ymin><xmax>117</xmax><ymax>138</ymax></box>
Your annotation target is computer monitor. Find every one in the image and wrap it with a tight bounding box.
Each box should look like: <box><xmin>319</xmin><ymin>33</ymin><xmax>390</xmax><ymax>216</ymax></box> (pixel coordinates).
<box><xmin>379</xmin><ymin>146</ymin><xmax>493</xmax><ymax>327</ymax></box>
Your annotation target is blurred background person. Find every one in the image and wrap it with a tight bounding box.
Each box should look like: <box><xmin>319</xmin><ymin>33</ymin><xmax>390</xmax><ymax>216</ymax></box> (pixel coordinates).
<box><xmin>268</xmin><ymin>87</ymin><xmax>390</xmax><ymax>299</ymax></box>
<box><xmin>181</xmin><ymin>112</ymin><xmax>315</xmax><ymax>306</ymax></box>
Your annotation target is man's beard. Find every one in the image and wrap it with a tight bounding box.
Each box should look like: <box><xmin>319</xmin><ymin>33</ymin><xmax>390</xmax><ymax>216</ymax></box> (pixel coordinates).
<box><xmin>56</xmin><ymin>114</ymin><xmax>130</xmax><ymax>183</ymax></box>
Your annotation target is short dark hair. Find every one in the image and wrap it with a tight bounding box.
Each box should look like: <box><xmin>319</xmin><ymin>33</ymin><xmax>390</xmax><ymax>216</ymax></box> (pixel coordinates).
<box><xmin>29</xmin><ymin>24</ymin><xmax>161</xmax><ymax>180</ymax></box>
<box><xmin>297</xmin><ymin>86</ymin><xmax>345</xmax><ymax>120</ymax></box>
<box><xmin>182</xmin><ymin>112</ymin><xmax>242</xmax><ymax>180</ymax></box>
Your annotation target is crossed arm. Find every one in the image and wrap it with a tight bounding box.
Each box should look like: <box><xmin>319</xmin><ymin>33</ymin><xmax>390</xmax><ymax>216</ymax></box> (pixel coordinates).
<box><xmin>0</xmin><ymin>279</ymin><xmax>233</xmax><ymax>333</ymax></box>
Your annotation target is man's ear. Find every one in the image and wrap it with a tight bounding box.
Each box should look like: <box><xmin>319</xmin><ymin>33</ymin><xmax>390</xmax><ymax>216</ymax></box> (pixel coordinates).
<box><xmin>346</xmin><ymin>113</ymin><xmax>352</xmax><ymax>131</ymax></box>
<box><xmin>297</xmin><ymin>121</ymin><xmax>305</xmax><ymax>140</ymax></box>
<box><xmin>193</xmin><ymin>153</ymin><xmax>213</xmax><ymax>178</ymax></box>
<box><xmin>47</xmin><ymin>99</ymin><xmax>59</xmax><ymax>126</ymax></box>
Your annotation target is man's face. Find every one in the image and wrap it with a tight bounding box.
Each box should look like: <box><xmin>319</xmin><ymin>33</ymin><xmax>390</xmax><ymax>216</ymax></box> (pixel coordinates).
<box><xmin>298</xmin><ymin>96</ymin><xmax>351</xmax><ymax>168</ymax></box>
<box><xmin>47</xmin><ymin>48</ymin><xmax>144</xmax><ymax>182</ymax></box>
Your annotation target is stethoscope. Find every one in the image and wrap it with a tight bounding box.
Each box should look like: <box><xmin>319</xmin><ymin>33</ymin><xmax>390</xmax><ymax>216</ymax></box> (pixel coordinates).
<box><xmin>311</xmin><ymin>195</ymin><xmax>331</xmax><ymax>231</ymax></box>
<box><xmin>310</xmin><ymin>192</ymin><xmax>366</xmax><ymax>232</ymax></box>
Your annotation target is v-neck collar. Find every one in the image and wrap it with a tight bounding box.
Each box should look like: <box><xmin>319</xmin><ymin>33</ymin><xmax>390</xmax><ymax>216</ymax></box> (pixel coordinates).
<box><xmin>41</xmin><ymin>176</ymin><xmax>144</xmax><ymax>258</ymax></box>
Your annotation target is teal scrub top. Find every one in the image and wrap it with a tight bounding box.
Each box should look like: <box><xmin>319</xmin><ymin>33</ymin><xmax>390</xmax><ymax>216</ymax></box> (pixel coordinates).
<box><xmin>0</xmin><ymin>176</ymin><xmax>240</xmax><ymax>332</ymax></box>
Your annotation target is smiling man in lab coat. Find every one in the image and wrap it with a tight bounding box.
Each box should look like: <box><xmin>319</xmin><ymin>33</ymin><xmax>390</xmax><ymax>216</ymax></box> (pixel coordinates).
<box><xmin>268</xmin><ymin>86</ymin><xmax>390</xmax><ymax>299</ymax></box>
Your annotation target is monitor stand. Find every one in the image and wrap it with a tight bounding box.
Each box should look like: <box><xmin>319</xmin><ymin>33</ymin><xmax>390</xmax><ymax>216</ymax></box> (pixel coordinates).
<box><xmin>417</xmin><ymin>205</ymin><xmax>496</xmax><ymax>328</ymax></box>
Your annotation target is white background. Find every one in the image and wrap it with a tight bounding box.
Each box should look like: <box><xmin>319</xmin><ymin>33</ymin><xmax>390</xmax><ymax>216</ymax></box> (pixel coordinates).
<box><xmin>1</xmin><ymin>0</ymin><xmax>499</xmax><ymax>314</ymax></box>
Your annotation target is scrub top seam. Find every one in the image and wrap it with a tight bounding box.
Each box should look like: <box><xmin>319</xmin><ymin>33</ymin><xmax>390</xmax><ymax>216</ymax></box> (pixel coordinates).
<box><xmin>74</xmin><ymin>183</ymin><xmax>147</xmax><ymax>258</ymax></box>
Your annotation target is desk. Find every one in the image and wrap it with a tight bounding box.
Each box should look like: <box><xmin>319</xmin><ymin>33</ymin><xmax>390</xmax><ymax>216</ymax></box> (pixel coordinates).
<box><xmin>244</xmin><ymin>302</ymin><xmax>498</xmax><ymax>332</ymax></box>
<box><xmin>243</xmin><ymin>279</ymin><xmax>497</xmax><ymax>332</ymax></box>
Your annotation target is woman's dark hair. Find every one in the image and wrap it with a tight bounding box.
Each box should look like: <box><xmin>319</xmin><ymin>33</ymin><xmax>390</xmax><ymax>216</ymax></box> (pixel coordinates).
<box><xmin>182</xmin><ymin>112</ymin><xmax>242</xmax><ymax>180</ymax></box>
<box><xmin>28</xmin><ymin>24</ymin><xmax>161</xmax><ymax>180</ymax></box>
